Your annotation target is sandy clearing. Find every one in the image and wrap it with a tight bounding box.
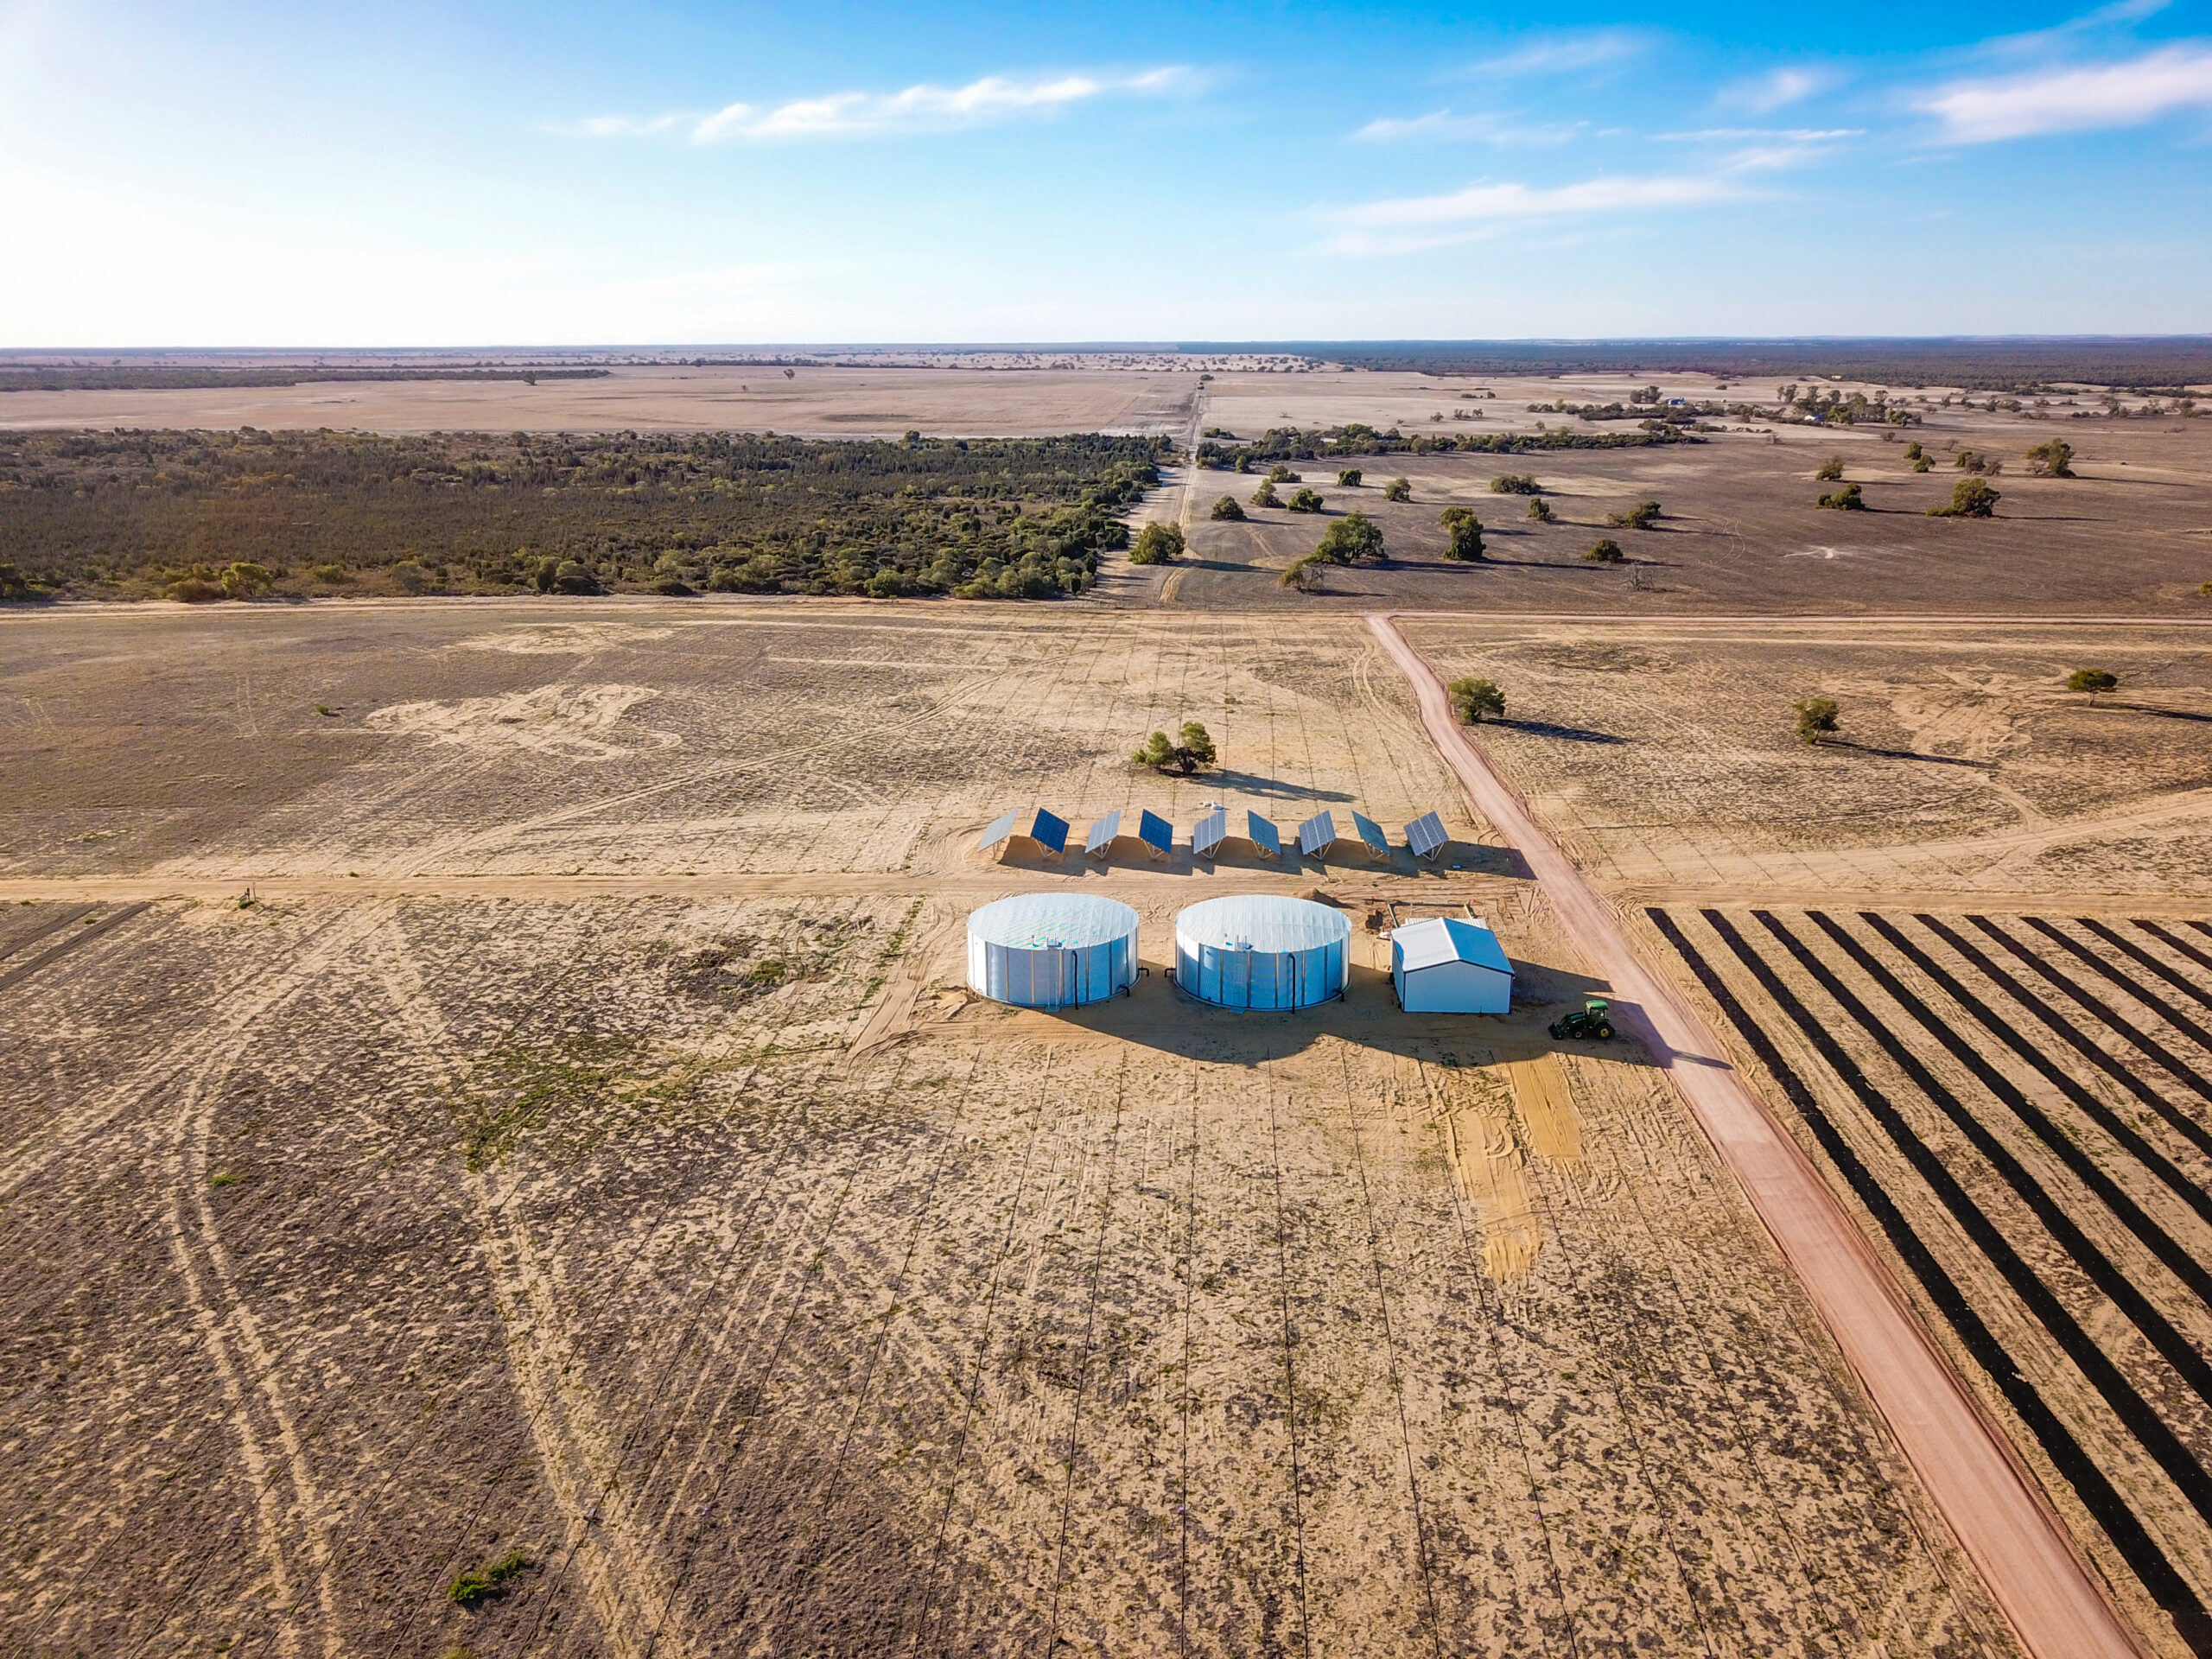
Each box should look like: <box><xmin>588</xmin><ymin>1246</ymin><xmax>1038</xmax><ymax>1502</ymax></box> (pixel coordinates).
<box><xmin>1369</xmin><ymin>611</ymin><xmax>2144</xmax><ymax>1659</ymax></box>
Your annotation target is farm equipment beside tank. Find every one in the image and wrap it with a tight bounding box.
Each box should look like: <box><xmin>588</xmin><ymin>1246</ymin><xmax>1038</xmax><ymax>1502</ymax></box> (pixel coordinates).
<box><xmin>1548</xmin><ymin>997</ymin><xmax>1615</xmax><ymax>1042</ymax></box>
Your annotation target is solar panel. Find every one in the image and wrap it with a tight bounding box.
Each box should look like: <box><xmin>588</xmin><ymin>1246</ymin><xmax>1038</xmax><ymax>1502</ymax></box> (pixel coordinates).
<box><xmin>1084</xmin><ymin>809</ymin><xmax>1122</xmax><ymax>858</ymax></box>
<box><xmin>1296</xmin><ymin>810</ymin><xmax>1337</xmax><ymax>857</ymax></box>
<box><xmin>1406</xmin><ymin>810</ymin><xmax>1448</xmax><ymax>860</ymax></box>
<box><xmin>1247</xmin><ymin>810</ymin><xmax>1282</xmax><ymax>859</ymax></box>
<box><xmin>1352</xmin><ymin>811</ymin><xmax>1391</xmax><ymax>860</ymax></box>
<box><xmin>1192</xmin><ymin>807</ymin><xmax>1228</xmax><ymax>858</ymax></box>
<box><xmin>1029</xmin><ymin>808</ymin><xmax>1070</xmax><ymax>856</ymax></box>
<box><xmin>1138</xmin><ymin>808</ymin><xmax>1174</xmax><ymax>859</ymax></box>
<box><xmin>978</xmin><ymin>809</ymin><xmax>1020</xmax><ymax>853</ymax></box>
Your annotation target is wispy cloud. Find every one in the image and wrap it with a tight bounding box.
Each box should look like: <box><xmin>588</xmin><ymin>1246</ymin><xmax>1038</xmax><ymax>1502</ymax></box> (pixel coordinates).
<box><xmin>1922</xmin><ymin>43</ymin><xmax>2212</xmax><ymax>140</ymax></box>
<box><xmin>1659</xmin><ymin>127</ymin><xmax>1862</xmax><ymax>142</ymax></box>
<box><xmin>1351</xmin><ymin>110</ymin><xmax>1586</xmax><ymax>145</ymax></box>
<box><xmin>1719</xmin><ymin>67</ymin><xmax>1832</xmax><ymax>113</ymax></box>
<box><xmin>1327</xmin><ymin>144</ymin><xmax>1816</xmax><ymax>253</ymax></box>
<box><xmin>1458</xmin><ymin>30</ymin><xmax>1647</xmax><ymax>78</ymax></box>
<box><xmin>578</xmin><ymin>67</ymin><xmax>1192</xmax><ymax>145</ymax></box>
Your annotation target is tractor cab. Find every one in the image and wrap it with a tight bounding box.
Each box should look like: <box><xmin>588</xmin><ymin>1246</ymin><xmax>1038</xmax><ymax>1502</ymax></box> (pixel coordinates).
<box><xmin>1548</xmin><ymin>997</ymin><xmax>1616</xmax><ymax>1042</ymax></box>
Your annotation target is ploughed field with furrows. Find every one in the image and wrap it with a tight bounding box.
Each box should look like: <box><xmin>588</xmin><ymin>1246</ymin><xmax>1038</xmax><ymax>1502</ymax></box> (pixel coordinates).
<box><xmin>1647</xmin><ymin>906</ymin><xmax>2212</xmax><ymax>1659</ymax></box>
<box><xmin>0</xmin><ymin>888</ymin><xmax>2007</xmax><ymax>1658</ymax></box>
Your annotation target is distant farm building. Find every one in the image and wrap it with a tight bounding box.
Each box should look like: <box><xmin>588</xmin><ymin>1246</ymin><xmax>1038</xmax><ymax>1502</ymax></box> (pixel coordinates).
<box><xmin>1391</xmin><ymin>916</ymin><xmax>1513</xmax><ymax>1014</ymax></box>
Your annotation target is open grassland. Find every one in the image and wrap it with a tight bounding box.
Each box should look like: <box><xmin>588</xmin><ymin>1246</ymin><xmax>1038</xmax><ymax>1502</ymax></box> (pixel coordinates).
<box><xmin>1647</xmin><ymin>906</ymin><xmax>2212</xmax><ymax>1658</ymax></box>
<box><xmin>0</xmin><ymin>605</ymin><xmax>2010</xmax><ymax>1657</ymax></box>
<box><xmin>1401</xmin><ymin>618</ymin><xmax>2212</xmax><ymax>902</ymax></box>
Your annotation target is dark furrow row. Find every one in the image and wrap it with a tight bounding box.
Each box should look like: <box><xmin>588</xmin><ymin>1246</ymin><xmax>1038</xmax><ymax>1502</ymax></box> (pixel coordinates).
<box><xmin>2026</xmin><ymin>918</ymin><xmax>2212</xmax><ymax>1055</ymax></box>
<box><xmin>2082</xmin><ymin>921</ymin><xmax>2212</xmax><ymax>1016</ymax></box>
<box><xmin>1968</xmin><ymin>917</ymin><xmax>2212</xmax><ymax>1108</ymax></box>
<box><xmin>1754</xmin><ymin>910</ymin><xmax>2212</xmax><ymax>1422</ymax></box>
<box><xmin>1643</xmin><ymin>908</ymin><xmax>2212</xmax><ymax>1655</ymax></box>
<box><xmin>1858</xmin><ymin>913</ymin><xmax>2212</xmax><ymax>1233</ymax></box>
<box><xmin>1806</xmin><ymin>912</ymin><xmax>2212</xmax><ymax>1315</ymax></box>
<box><xmin>2139</xmin><ymin>921</ymin><xmax>2212</xmax><ymax>980</ymax></box>
<box><xmin>0</xmin><ymin>903</ymin><xmax>152</xmax><ymax>995</ymax></box>
<box><xmin>1916</xmin><ymin>916</ymin><xmax>2212</xmax><ymax>1165</ymax></box>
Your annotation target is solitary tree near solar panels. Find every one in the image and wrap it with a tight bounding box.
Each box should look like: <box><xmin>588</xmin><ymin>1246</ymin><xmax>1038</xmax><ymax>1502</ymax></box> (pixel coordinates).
<box><xmin>2066</xmin><ymin>667</ymin><xmax>2118</xmax><ymax>697</ymax></box>
<box><xmin>1795</xmin><ymin>696</ymin><xmax>1840</xmax><ymax>744</ymax></box>
<box><xmin>1449</xmin><ymin>677</ymin><xmax>1505</xmax><ymax>722</ymax></box>
<box><xmin>1135</xmin><ymin>721</ymin><xmax>1218</xmax><ymax>774</ymax></box>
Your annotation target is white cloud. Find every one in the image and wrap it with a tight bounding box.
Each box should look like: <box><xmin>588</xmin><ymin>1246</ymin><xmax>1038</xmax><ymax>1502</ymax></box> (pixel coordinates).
<box><xmin>1719</xmin><ymin>67</ymin><xmax>1831</xmax><ymax>113</ymax></box>
<box><xmin>1459</xmin><ymin>30</ymin><xmax>1646</xmax><ymax>78</ymax></box>
<box><xmin>1659</xmin><ymin>127</ymin><xmax>1862</xmax><ymax>142</ymax></box>
<box><xmin>1923</xmin><ymin>43</ymin><xmax>2212</xmax><ymax>140</ymax></box>
<box><xmin>582</xmin><ymin>67</ymin><xmax>1192</xmax><ymax>145</ymax></box>
<box><xmin>1351</xmin><ymin>110</ymin><xmax>1585</xmax><ymax>145</ymax></box>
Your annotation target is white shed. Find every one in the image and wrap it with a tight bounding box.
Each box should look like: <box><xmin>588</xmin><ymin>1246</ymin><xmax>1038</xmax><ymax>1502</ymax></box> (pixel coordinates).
<box><xmin>1391</xmin><ymin>916</ymin><xmax>1513</xmax><ymax>1014</ymax></box>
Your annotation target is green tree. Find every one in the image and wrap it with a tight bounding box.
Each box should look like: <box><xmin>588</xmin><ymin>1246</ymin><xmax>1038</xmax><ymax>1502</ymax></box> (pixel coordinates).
<box><xmin>1814</xmin><ymin>456</ymin><xmax>1845</xmax><ymax>481</ymax></box>
<box><xmin>1904</xmin><ymin>441</ymin><xmax>1924</xmax><ymax>461</ymax></box>
<box><xmin>1266</xmin><ymin>464</ymin><xmax>1300</xmax><ymax>483</ymax></box>
<box><xmin>1817</xmin><ymin>483</ymin><xmax>1866</xmax><ymax>510</ymax></box>
<box><xmin>1448</xmin><ymin>676</ymin><xmax>1506</xmax><ymax>722</ymax></box>
<box><xmin>1912</xmin><ymin>454</ymin><xmax>1933</xmax><ymax>473</ymax></box>
<box><xmin>1313</xmin><ymin>511</ymin><xmax>1386</xmax><ymax>563</ymax></box>
<box><xmin>1129</xmin><ymin>522</ymin><xmax>1185</xmax><ymax>564</ymax></box>
<box><xmin>1250</xmin><ymin>480</ymin><xmax>1281</xmax><ymax>508</ymax></box>
<box><xmin>1285</xmin><ymin>487</ymin><xmax>1325</xmax><ymax>513</ymax></box>
<box><xmin>1281</xmin><ymin>553</ymin><xmax>1327</xmax><ymax>593</ymax></box>
<box><xmin>219</xmin><ymin>561</ymin><xmax>274</xmax><ymax>598</ymax></box>
<box><xmin>1134</xmin><ymin>721</ymin><xmax>1218</xmax><ymax>774</ymax></box>
<box><xmin>1439</xmin><ymin>506</ymin><xmax>1486</xmax><ymax>561</ymax></box>
<box><xmin>1583</xmin><ymin>538</ymin><xmax>1624</xmax><ymax>563</ymax></box>
<box><xmin>1795</xmin><ymin>696</ymin><xmax>1840</xmax><ymax>744</ymax></box>
<box><xmin>1954</xmin><ymin>448</ymin><xmax>1986</xmax><ymax>474</ymax></box>
<box><xmin>1526</xmin><ymin>498</ymin><xmax>1555</xmax><ymax>523</ymax></box>
<box><xmin>2026</xmin><ymin>439</ymin><xmax>2075</xmax><ymax>478</ymax></box>
<box><xmin>1929</xmin><ymin>478</ymin><xmax>2000</xmax><ymax>518</ymax></box>
<box><xmin>1490</xmin><ymin>473</ymin><xmax>1541</xmax><ymax>495</ymax></box>
<box><xmin>1337</xmin><ymin>468</ymin><xmax>1363</xmax><ymax>486</ymax></box>
<box><xmin>1210</xmin><ymin>495</ymin><xmax>1245</xmax><ymax>521</ymax></box>
<box><xmin>2066</xmin><ymin>667</ymin><xmax>2118</xmax><ymax>695</ymax></box>
<box><xmin>1608</xmin><ymin>500</ymin><xmax>1662</xmax><ymax>529</ymax></box>
<box><xmin>1382</xmin><ymin>477</ymin><xmax>1412</xmax><ymax>502</ymax></box>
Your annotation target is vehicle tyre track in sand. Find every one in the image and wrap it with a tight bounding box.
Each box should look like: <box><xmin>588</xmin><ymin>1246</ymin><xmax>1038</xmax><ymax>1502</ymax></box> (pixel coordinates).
<box><xmin>1365</xmin><ymin>610</ymin><xmax>2143</xmax><ymax>1659</ymax></box>
<box><xmin>1650</xmin><ymin>910</ymin><xmax>2207</xmax><ymax>1656</ymax></box>
<box><xmin>365</xmin><ymin>920</ymin><xmax>695</xmax><ymax>1659</ymax></box>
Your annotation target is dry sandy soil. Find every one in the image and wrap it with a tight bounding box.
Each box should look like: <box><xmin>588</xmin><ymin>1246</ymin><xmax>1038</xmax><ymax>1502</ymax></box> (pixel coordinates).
<box><xmin>2</xmin><ymin>604</ymin><xmax>2014</xmax><ymax>1658</ymax></box>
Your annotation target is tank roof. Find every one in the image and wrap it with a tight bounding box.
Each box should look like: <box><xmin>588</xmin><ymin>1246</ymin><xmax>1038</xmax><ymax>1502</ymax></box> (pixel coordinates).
<box><xmin>1174</xmin><ymin>893</ymin><xmax>1351</xmax><ymax>952</ymax></box>
<box><xmin>969</xmin><ymin>893</ymin><xmax>1139</xmax><ymax>950</ymax></box>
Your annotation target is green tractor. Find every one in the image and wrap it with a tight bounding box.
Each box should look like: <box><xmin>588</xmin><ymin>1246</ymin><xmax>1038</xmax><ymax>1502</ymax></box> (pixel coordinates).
<box><xmin>1548</xmin><ymin>997</ymin><xmax>1615</xmax><ymax>1042</ymax></box>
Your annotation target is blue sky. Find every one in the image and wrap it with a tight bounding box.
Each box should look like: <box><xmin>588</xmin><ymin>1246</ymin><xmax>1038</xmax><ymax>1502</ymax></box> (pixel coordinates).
<box><xmin>3</xmin><ymin>0</ymin><xmax>2209</xmax><ymax>345</ymax></box>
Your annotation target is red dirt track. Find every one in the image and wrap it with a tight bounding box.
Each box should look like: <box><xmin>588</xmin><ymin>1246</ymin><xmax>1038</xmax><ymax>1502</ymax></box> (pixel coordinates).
<box><xmin>1367</xmin><ymin>610</ymin><xmax>2145</xmax><ymax>1659</ymax></box>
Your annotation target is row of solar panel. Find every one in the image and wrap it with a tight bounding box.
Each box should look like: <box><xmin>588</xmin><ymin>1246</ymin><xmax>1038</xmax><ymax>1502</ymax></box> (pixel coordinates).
<box><xmin>979</xmin><ymin>806</ymin><xmax>1450</xmax><ymax>861</ymax></box>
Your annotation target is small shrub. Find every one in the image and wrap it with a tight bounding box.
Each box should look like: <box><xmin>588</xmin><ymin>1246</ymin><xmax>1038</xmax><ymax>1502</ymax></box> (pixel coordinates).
<box><xmin>1904</xmin><ymin>441</ymin><xmax>1924</xmax><ymax>461</ymax></box>
<box><xmin>315</xmin><ymin>703</ymin><xmax>337</xmax><ymax>717</ymax></box>
<box><xmin>1607</xmin><ymin>500</ymin><xmax>1662</xmax><ymax>530</ymax></box>
<box><xmin>219</xmin><ymin>562</ymin><xmax>275</xmax><ymax>598</ymax></box>
<box><xmin>1284</xmin><ymin>487</ymin><xmax>1324</xmax><ymax>513</ymax></box>
<box><xmin>1439</xmin><ymin>507</ymin><xmax>1485</xmax><ymax>562</ymax></box>
<box><xmin>1526</xmin><ymin>498</ymin><xmax>1555</xmax><ymax>523</ymax></box>
<box><xmin>1795</xmin><ymin>696</ymin><xmax>1840</xmax><ymax>744</ymax></box>
<box><xmin>1912</xmin><ymin>454</ymin><xmax>1933</xmax><ymax>473</ymax></box>
<box><xmin>1583</xmin><ymin>539</ymin><xmax>1624</xmax><ymax>563</ymax></box>
<box><xmin>2065</xmin><ymin>667</ymin><xmax>2118</xmax><ymax>694</ymax></box>
<box><xmin>1281</xmin><ymin>554</ymin><xmax>1326</xmax><ymax>593</ymax></box>
<box><xmin>1448</xmin><ymin>676</ymin><xmax>1505</xmax><ymax>722</ymax></box>
<box><xmin>1266</xmin><ymin>464</ymin><xmax>1300</xmax><ymax>483</ymax></box>
<box><xmin>1814</xmin><ymin>456</ymin><xmax>1845</xmax><ymax>481</ymax></box>
<box><xmin>1929</xmin><ymin>478</ymin><xmax>2000</xmax><ymax>518</ymax></box>
<box><xmin>166</xmin><ymin>578</ymin><xmax>224</xmax><ymax>602</ymax></box>
<box><xmin>1816</xmin><ymin>483</ymin><xmax>1866</xmax><ymax>511</ymax></box>
<box><xmin>1954</xmin><ymin>448</ymin><xmax>1986</xmax><ymax>474</ymax></box>
<box><xmin>1250</xmin><ymin>480</ymin><xmax>1281</xmax><ymax>508</ymax></box>
<box><xmin>1210</xmin><ymin>495</ymin><xmax>1245</xmax><ymax>521</ymax></box>
<box><xmin>1337</xmin><ymin>468</ymin><xmax>1363</xmax><ymax>486</ymax></box>
<box><xmin>308</xmin><ymin>563</ymin><xmax>352</xmax><ymax>584</ymax></box>
<box><xmin>390</xmin><ymin>562</ymin><xmax>434</xmax><ymax>595</ymax></box>
<box><xmin>1313</xmin><ymin>511</ymin><xmax>1385</xmax><ymax>563</ymax></box>
<box><xmin>1490</xmin><ymin>473</ymin><xmax>1541</xmax><ymax>495</ymax></box>
<box><xmin>2026</xmin><ymin>439</ymin><xmax>2075</xmax><ymax>478</ymax></box>
<box><xmin>1382</xmin><ymin>477</ymin><xmax>1412</xmax><ymax>502</ymax></box>
<box><xmin>448</xmin><ymin>1549</ymin><xmax>531</xmax><ymax>1607</ymax></box>
<box><xmin>1129</xmin><ymin>523</ymin><xmax>1185</xmax><ymax>565</ymax></box>
<box><xmin>550</xmin><ymin>559</ymin><xmax>601</xmax><ymax>594</ymax></box>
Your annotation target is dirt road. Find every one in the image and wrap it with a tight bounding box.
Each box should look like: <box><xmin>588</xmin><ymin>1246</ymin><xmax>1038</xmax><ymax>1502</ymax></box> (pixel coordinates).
<box><xmin>1365</xmin><ymin>611</ymin><xmax>2145</xmax><ymax>1659</ymax></box>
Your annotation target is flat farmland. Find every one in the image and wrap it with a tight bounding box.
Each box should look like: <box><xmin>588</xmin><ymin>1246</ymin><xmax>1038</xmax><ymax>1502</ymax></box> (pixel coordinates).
<box><xmin>1646</xmin><ymin>906</ymin><xmax>2212</xmax><ymax>1658</ymax></box>
<box><xmin>0</xmin><ymin>605</ymin><xmax>2010</xmax><ymax>1657</ymax></box>
<box><xmin>1399</xmin><ymin>618</ymin><xmax>2212</xmax><ymax>902</ymax></box>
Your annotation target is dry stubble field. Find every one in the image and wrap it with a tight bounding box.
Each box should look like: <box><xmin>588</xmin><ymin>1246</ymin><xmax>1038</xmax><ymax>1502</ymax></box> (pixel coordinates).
<box><xmin>1</xmin><ymin>603</ymin><xmax>2012</xmax><ymax>1658</ymax></box>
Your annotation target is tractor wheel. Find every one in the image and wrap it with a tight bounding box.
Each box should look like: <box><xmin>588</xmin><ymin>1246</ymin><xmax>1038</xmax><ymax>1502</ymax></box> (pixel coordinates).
<box><xmin>1593</xmin><ymin>1021</ymin><xmax>1614</xmax><ymax>1040</ymax></box>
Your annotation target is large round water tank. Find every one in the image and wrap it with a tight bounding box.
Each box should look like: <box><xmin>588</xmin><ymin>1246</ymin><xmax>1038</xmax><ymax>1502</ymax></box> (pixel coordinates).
<box><xmin>967</xmin><ymin>893</ymin><xmax>1141</xmax><ymax>1009</ymax></box>
<box><xmin>1173</xmin><ymin>894</ymin><xmax>1351</xmax><ymax>1010</ymax></box>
